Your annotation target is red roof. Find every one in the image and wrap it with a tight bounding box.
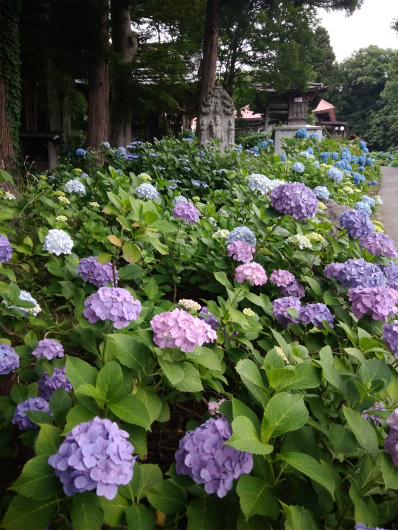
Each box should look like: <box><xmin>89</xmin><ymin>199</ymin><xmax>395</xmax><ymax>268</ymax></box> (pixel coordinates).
<box><xmin>314</xmin><ymin>99</ymin><xmax>335</xmax><ymax>113</ymax></box>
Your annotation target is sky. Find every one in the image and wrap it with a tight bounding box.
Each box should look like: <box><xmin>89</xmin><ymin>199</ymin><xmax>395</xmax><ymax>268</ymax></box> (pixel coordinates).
<box><xmin>317</xmin><ymin>0</ymin><xmax>398</xmax><ymax>62</ymax></box>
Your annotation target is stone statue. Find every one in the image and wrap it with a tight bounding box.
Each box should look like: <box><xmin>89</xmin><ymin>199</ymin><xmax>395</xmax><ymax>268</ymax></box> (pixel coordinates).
<box><xmin>198</xmin><ymin>86</ymin><xmax>235</xmax><ymax>150</ymax></box>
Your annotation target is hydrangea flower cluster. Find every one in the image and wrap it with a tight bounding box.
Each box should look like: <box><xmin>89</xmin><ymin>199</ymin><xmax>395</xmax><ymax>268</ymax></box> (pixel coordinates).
<box><xmin>136</xmin><ymin>183</ymin><xmax>159</xmax><ymax>200</ymax></box>
<box><xmin>331</xmin><ymin>258</ymin><xmax>386</xmax><ymax>288</ymax></box>
<box><xmin>298</xmin><ymin>303</ymin><xmax>334</xmax><ymax>329</ymax></box>
<box><xmin>348</xmin><ymin>286</ymin><xmax>398</xmax><ymax>322</ymax></box>
<box><xmin>64</xmin><ymin>180</ymin><xmax>86</xmax><ymax>195</ymax></box>
<box><xmin>32</xmin><ymin>339</ymin><xmax>64</xmax><ymax>360</ymax></box>
<box><xmin>361</xmin><ymin>401</ymin><xmax>385</xmax><ymax>426</ymax></box>
<box><xmin>226</xmin><ymin>226</ymin><xmax>256</xmax><ymax>247</ymax></box>
<box><xmin>326</xmin><ymin>167</ymin><xmax>343</xmax><ymax>182</ymax></box>
<box><xmin>361</xmin><ymin>195</ymin><xmax>376</xmax><ymax>207</ymax></box>
<box><xmin>383</xmin><ymin>321</ymin><xmax>398</xmax><ymax>358</ymax></box>
<box><xmin>360</xmin><ymin>233</ymin><xmax>397</xmax><ymax>259</ymax></box>
<box><xmin>292</xmin><ymin>162</ymin><xmax>305</xmax><ymax>173</ymax></box>
<box><xmin>172</xmin><ymin>202</ymin><xmax>200</xmax><ymax>224</ymax></box>
<box><xmin>355</xmin><ymin>523</ymin><xmax>387</xmax><ymax>530</ymax></box>
<box><xmin>38</xmin><ymin>367</ymin><xmax>73</xmax><ymax>399</ymax></box>
<box><xmin>83</xmin><ymin>287</ymin><xmax>142</xmax><ymax>329</ymax></box>
<box><xmin>43</xmin><ymin>229</ymin><xmax>74</xmax><ymax>255</ymax></box>
<box><xmin>272</xmin><ymin>297</ymin><xmax>301</xmax><ymax>327</ymax></box>
<box><xmin>6</xmin><ymin>290</ymin><xmax>41</xmax><ymax>317</ymax></box>
<box><xmin>384</xmin><ymin>409</ymin><xmax>398</xmax><ymax>468</ymax></box>
<box><xmin>208</xmin><ymin>399</ymin><xmax>226</xmax><ymax>415</ymax></box>
<box><xmin>77</xmin><ymin>256</ymin><xmax>117</xmax><ymax>287</ymax></box>
<box><xmin>0</xmin><ymin>234</ymin><xmax>12</xmax><ymax>262</ymax></box>
<box><xmin>172</xmin><ymin>195</ymin><xmax>188</xmax><ymax>205</ymax></box>
<box><xmin>150</xmin><ymin>308</ymin><xmax>217</xmax><ymax>352</ymax></box>
<box><xmin>12</xmin><ymin>397</ymin><xmax>52</xmax><ymax>430</ymax></box>
<box><xmin>0</xmin><ymin>344</ymin><xmax>19</xmax><ymax>375</ymax></box>
<box><xmin>198</xmin><ymin>308</ymin><xmax>220</xmax><ymax>330</ymax></box>
<box><xmin>280</xmin><ymin>280</ymin><xmax>305</xmax><ymax>299</ymax></box>
<box><xmin>339</xmin><ymin>210</ymin><xmax>374</xmax><ymax>239</ymax></box>
<box><xmin>227</xmin><ymin>241</ymin><xmax>255</xmax><ymax>263</ymax></box>
<box><xmin>384</xmin><ymin>263</ymin><xmax>398</xmax><ymax>290</ymax></box>
<box><xmin>234</xmin><ymin>262</ymin><xmax>267</xmax><ymax>286</ymax></box>
<box><xmin>270</xmin><ymin>269</ymin><xmax>295</xmax><ymax>288</ymax></box>
<box><xmin>175</xmin><ymin>417</ymin><xmax>253</xmax><ymax>498</ymax></box>
<box><xmin>287</xmin><ymin>234</ymin><xmax>313</xmax><ymax>250</ymax></box>
<box><xmin>192</xmin><ymin>180</ymin><xmax>209</xmax><ymax>188</ymax></box>
<box><xmin>48</xmin><ymin>417</ymin><xmax>137</xmax><ymax>500</ymax></box>
<box><xmin>75</xmin><ymin>148</ymin><xmax>86</xmax><ymax>156</ymax></box>
<box><xmin>354</xmin><ymin>201</ymin><xmax>372</xmax><ymax>216</ymax></box>
<box><xmin>313</xmin><ymin>186</ymin><xmax>330</xmax><ymax>200</ymax></box>
<box><xmin>243</xmin><ymin>308</ymin><xmax>256</xmax><ymax>317</ymax></box>
<box><xmin>352</xmin><ymin>172</ymin><xmax>366</xmax><ymax>186</ymax></box>
<box><xmin>212</xmin><ymin>229</ymin><xmax>230</xmax><ymax>239</ymax></box>
<box><xmin>179</xmin><ymin>299</ymin><xmax>201</xmax><ymax>311</ymax></box>
<box><xmin>269</xmin><ymin>182</ymin><xmax>318</xmax><ymax>220</ymax></box>
<box><xmin>247</xmin><ymin>174</ymin><xmax>284</xmax><ymax>194</ymax></box>
<box><xmin>295</xmin><ymin>128</ymin><xmax>307</xmax><ymax>139</ymax></box>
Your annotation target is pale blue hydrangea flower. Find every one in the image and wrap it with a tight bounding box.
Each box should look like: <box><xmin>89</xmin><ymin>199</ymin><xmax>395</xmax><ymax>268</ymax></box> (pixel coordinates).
<box><xmin>43</xmin><ymin>229</ymin><xmax>74</xmax><ymax>255</ymax></box>
<box><xmin>64</xmin><ymin>180</ymin><xmax>86</xmax><ymax>195</ymax></box>
<box><xmin>136</xmin><ymin>183</ymin><xmax>159</xmax><ymax>200</ymax></box>
<box><xmin>292</xmin><ymin>162</ymin><xmax>305</xmax><ymax>173</ymax></box>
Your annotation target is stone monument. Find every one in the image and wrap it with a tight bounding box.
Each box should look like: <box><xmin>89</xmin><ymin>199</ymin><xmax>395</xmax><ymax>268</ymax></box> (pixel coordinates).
<box><xmin>198</xmin><ymin>86</ymin><xmax>235</xmax><ymax>150</ymax></box>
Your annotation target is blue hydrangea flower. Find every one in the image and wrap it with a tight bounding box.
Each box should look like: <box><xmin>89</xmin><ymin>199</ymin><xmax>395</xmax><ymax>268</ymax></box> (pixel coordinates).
<box><xmin>352</xmin><ymin>172</ymin><xmax>366</xmax><ymax>185</ymax></box>
<box><xmin>102</xmin><ymin>142</ymin><xmax>110</xmax><ymax>148</ymax></box>
<box><xmin>313</xmin><ymin>186</ymin><xmax>330</xmax><ymax>200</ymax></box>
<box><xmin>136</xmin><ymin>183</ymin><xmax>159</xmax><ymax>200</ymax></box>
<box><xmin>354</xmin><ymin>201</ymin><xmax>372</xmax><ymax>215</ymax></box>
<box><xmin>75</xmin><ymin>148</ymin><xmax>86</xmax><ymax>156</ymax></box>
<box><xmin>361</xmin><ymin>196</ymin><xmax>376</xmax><ymax>207</ymax></box>
<box><xmin>172</xmin><ymin>196</ymin><xmax>188</xmax><ymax>205</ymax></box>
<box><xmin>295</xmin><ymin>128</ymin><xmax>307</xmax><ymax>139</ymax></box>
<box><xmin>279</xmin><ymin>154</ymin><xmax>286</xmax><ymax>161</ymax></box>
<box><xmin>366</xmin><ymin>158</ymin><xmax>373</xmax><ymax>166</ymax></box>
<box><xmin>64</xmin><ymin>179</ymin><xmax>86</xmax><ymax>195</ymax></box>
<box><xmin>192</xmin><ymin>180</ymin><xmax>209</xmax><ymax>188</ymax></box>
<box><xmin>252</xmin><ymin>146</ymin><xmax>259</xmax><ymax>152</ymax></box>
<box><xmin>351</xmin><ymin>155</ymin><xmax>358</xmax><ymax>164</ymax></box>
<box><xmin>331</xmin><ymin>152</ymin><xmax>339</xmax><ymax>160</ymax></box>
<box><xmin>358</xmin><ymin>166</ymin><xmax>365</xmax><ymax>173</ymax></box>
<box><xmin>226</xmin><ymin>226</ymin><xmax>256</xmax><ymax>247</ymax></box>
<box><xmin>292</xmin><ymin>162</ymin><xmax>305</xmax><ymax>173</ymax></box>
<box><xmin>320</xmin><ymin>152</ymin><xmax>330</xmax><ymax>163</ymax></box>
<box><xmin>260</xmin><ymin>141</ymin><xmax>267</xmax><ymax>148</ymax></box>
<box><xmin>358</xmin><ymin>154</ymin><xmax>366</xmax><ymax>166</ymax></box>
<box><xmin>43</xmin><ymin>229</ymin><xmax>74</xmax><ymax>255</ymax></box>
<box><xmin>267</xmin><ymin>139</ymin><xmax>274</xmax><ymax>145</ymax></box>
<box><xmin>326</xmin><ymin>167</ymin><xmax>343</xmax><ymax>182</ymax></box>
<box><xmin>310</xmin><ymin>133</ymin><xmax>318</xmax><ymax>141</ymax></box>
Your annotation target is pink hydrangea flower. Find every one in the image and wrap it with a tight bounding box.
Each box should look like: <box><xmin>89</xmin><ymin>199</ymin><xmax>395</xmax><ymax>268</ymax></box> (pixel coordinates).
<box><xmin>234</xmin><ymin>263</ymin><xmax>267</xmax><ymax>286</ymax></box>
<box><xmin>270</xmin><ymin>269</ymin><xmax>295</xmax><ymax>287</ymax></box>
<box><xmin>227</xmin><ymin>241</ymin><xmax>255</xmax><ymax>263</ymax></box>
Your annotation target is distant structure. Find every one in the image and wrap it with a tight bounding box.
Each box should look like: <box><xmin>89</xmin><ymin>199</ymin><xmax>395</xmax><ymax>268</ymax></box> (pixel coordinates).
<box><xmin>198</xmin><ymin>86</ymin><xmax>235</xmax><ymax>149</ymax></box>
<box><xmin>313</xmin><ymin>99</ymin><xmax>348</xmax><ymax>138</ymax></box>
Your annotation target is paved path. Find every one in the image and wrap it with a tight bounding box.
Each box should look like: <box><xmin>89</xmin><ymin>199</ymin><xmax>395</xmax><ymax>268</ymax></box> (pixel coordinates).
<box><xmin>374</xmin><ymin>167</ymin><xmax>398</xmax><ymax>247</ymax></box>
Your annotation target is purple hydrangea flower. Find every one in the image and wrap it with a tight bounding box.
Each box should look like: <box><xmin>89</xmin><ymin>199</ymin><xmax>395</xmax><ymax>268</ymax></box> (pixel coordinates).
<box><xmin>272</xmin><ymin>297</ymin><xmax>301</xmax><ymax>327</ymax></box>
<box><xmin>12</xmin><ymin>397</ymin><xmax>52</xmax><ymax>430</ymax></box>
<box><xmin>298</xmin><ymin>303</ymin><xmax>334</xmax><ymax>329</ymax></box>
<box><xmin>360</xmin><ymin>233</ymin><xmax>397</xmax><ymax>259</ymax></box>
<box><xmin>83</xmin><ymin>287</ymin><xmax>142</xmax><ymax>329</ymax></box>
<box><xmin>234</xmin><ymin>262</ymin><xmax>267</xmax><ymax>286</ymax></box>
<box><xmin>151</xmin><ymin>308</ymin><xmax>217</xmax><ymax>353</ymax></box>
<box><xmin>383</xmin><ymin>321</ymin><xmax>398</xmax><ymax>358</ymax></box>
<box><xmin>0</xmin><ymin>344</ymin><xmax>19</xmax><ymax>374</ymax></box>
<box><xmin>192</xmin><ymin>180</ymin><xmax>209</xmax><ymax>188</ymax></box>
<box><xmin>339</xmin><ymin>210</ymin><xmax>374</xmax><ymax>239</ymax></box>
<box><xmin>77</xmin><ymin>256</ymin><xmax>117</xmax><ymax>287</ymax></box>
<box><xmin>324</xmin><ymin>262</ymin><xmax>344</xmax><ymax>279</ymax></box>
<box><xmin>385</xmin><ymin>408</ymin><xmax>398</xmax><ymax>467</ymax></box>
<box><xmin>361</xmin><ymin>402</ymin><xmax>385</xmax><ymax>426</ymax></box>
<box><xmin>269</xmin><ymin>182</ymin><xmax>318</xmax><ymax>220</ymax></box>
<box><xmin>384</xmin><ymin>263</ymin><xmax>398</xmax><ymax>290</ymax></box>
<box><xmin>292</xmin><ymin>162</ymin><xmax>305</xmax><ymax>173</ymax></box>
<box><xmin>43</xmin><ymin>229</ymin><xmax>74</xmax><ymax>255</ymax></box>
<box><xmin>0</xmin><ymin>234</ymin><xmax>12</xmax><ymax>263</ymax></box>
<box><xmin>270</xmin><ymin>269</ymin><xmax>295</xmax><ymax>288</ymax></box>
<box><xmin>227</xmin><ymin>241</ymin><xmax>255</xmax><ymax>263</ymax></box>
<box><xmin>226</xmin><ymin>227</ymin><xmax>256</xmax><ymax>247</ymax></box>
<box><xmin>48</xmin><ymin>417</ymin><xmax>137</xmax><ymax>500</ymax></box>
<box><xmin>348</xmin><ymin>286</ymin><xmax>398</xmax><ymax>322</ymax></box>
<box><xmin>280</xmin><ymin>280</ymin><xmax>305</xmax><ymax>299</ymax></box>
<box><xmin>335</xmin><ymin>258</ymin><xmax>386</xmax><ymax>288</ymax></box>
<box><xmin>355</xmin><ymin>523</ymin><xmax>388</xmax><ymax>530</ymax></box>
<box><xmin>32</xmin><ymin>339</ymin><xmax>64</xmax><ymax>360</ymax></box>
<box><xmin>198</xmin><ymin>308</ymin><xmax>220</xmax><ymax>330</ymax></box>
<box><xmin>172</xmin><ymin>202</ymin><xmax>200</xmax><ymax>224</ymax></box>
<box><xmin>38</xmin><ymin>367</ymin><xmax>73</xmax><ymax>399</ymax></box>
<box><xmin>175</xmin><ymin>417</ymin><xmax>253</xmax><ymax>498</ymax></box>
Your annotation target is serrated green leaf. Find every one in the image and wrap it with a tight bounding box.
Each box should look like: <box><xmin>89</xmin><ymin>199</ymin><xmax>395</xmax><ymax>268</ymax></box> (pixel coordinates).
<box><xmin>187</xmin><ymin>346</ymin><xmax>222</xmax><ymax>371</ymax></box>
<box><xmin>159</xmin><ymin>358</ymin><xmax>184</xmax><ymax>385</ymax></box>
<box><xmin>135</xmin><ymin>387</ymin><xmax>162</xmax><ymax>425</ymax></box>
<box><xmin>35</xmin><ymin>424</ymin><xmax>62</xmax><ymax>456</ymax></box>
<box><xmin>96</xmin><ymin>361</ymin><xmax>123</xmax><ymax>401</ymax></box>
<box><xmin>261</xmin><ymin>392</ymin><xmax>308</xmax><ymax>442</ymax></box>
<box><xmin>109</xmin><ymin>395</ymin><xmax>151</xmax><ymax>429</ymax></box>
<box><xmin>380</xmin><ymin>451</ymin><xmax>398</xmax><ymax>489</ymax></box>
<box><xmin>125</xmin><ymin>504</ymin><xmax>155</xmax><ymax>530</ymax></box>
<box><xmin>65</xmin><ymin>356</ymin><xmax>98</xmax><ymax>390</ymax></box>
<box><xmin>343</xmin><ymin>407</ymin><xmax>379</xmax><ymax>462</ymax></box>
<box><xmin>49</xmin><ymin>388</ymin><xmax>72</xmax><ymax>424</ymax></box>
<box><xmin>214</xmin><ymin>271</ymin><xmax>233</xmax><ymax>290</ymax></box>
<box><xmin>11</xmin><ymin>455</ymin><xmax>63</xmax><ymax>500</ymax></box>
<box><xmin>187</xmin><ymin>496</ymin><xmax>225</xmax><ymax>530</ymax></box>
<box><xmin>123</xmin><ymin>241</ymin><xmax>141</xmax><ymax>264</ymax></box>
<box><xmin>237</xmin><ymin>475</ymin><xmax>279</xmax><ymax>519</ymax></box>
<box><xmin>1</xmin><ymin>494</ymin><xmax>58</xmax><ymax>530</ymax></box>
<box><xmin>283</xmin><ymin>504</ymin><xmax>319</xmax><ymax>530</ymax></box>
<box><xmin>147</xmin><ymin>480</ymin><xmax>186</xmax><ymax>514</ymax></box>
<box><xmin>174</xmin><ymin>362</ymin><xmax>203</xmax><ymax>392</ymax></box>
<box><xmin>100</xmin><ymin>493</ymin><xmax>128</xmax><ymax>527</ymax></box>
<box><xmin>226</xmin><ymin>416</ymin><xmax>273</xmax><ymax>454</ymax></box>
<box><xmin>10</xmin><ymin>383</ymin><xmax>29</xmax><ymax>405</ymax></box>
<box><xmin>64</xmin><ymin>404</ymin><xmax>97</xmax><ymax>434</ymax></box>
<box><xmin>71</xmin><ymin>491</ymin><xmax>104</xmax><ymax>530</ymax></box>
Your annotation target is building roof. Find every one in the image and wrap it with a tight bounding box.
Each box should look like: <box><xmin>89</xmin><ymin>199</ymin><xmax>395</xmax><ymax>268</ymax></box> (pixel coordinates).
<box><xmin>313</xmin><ymin>99</ymin><xmax>335</xmax><ymax>113</ymax></box>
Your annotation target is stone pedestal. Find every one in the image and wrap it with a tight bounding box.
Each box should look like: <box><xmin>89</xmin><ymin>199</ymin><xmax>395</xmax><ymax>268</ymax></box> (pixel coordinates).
<box><xmin>198</xmin><ymin>86</ymin><xmax>235</xmax><ymax>150</ymax></box>
<box><xmin>274</xmin><ymin>125</ymin><xmax>323</xmax><ymax>155</ymax></box>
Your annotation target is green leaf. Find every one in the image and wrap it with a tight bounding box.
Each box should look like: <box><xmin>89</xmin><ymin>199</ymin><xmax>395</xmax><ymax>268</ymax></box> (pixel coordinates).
<box><xmin>359</xmin><ymin>359</ymin><xmax>392</xmax><ymax>391</ymax></box>
<box><xmin>49</xmin><ymin>388</ymin><xmax>72</xmax><ymax>424</ymax></box>
<box><xmin>343</xmin><ymin>407</ymin><xmax>379</xmax><ymax>462</ymax></box>
<box><xmin>159</xmin><ymin>358</ymin><xmax>184</xmax><ymax>385</ymax></box>
<box><xmin>315</xmin><ymin>360</ymin><xmax>346</xmax><ymax>394</ymax></box>
<box><xmin>35</xmin><ymin>424</ymin><xmax>62</xmax><ymax>456</ymax></box>
<box><xmin>187</xmin><ymin>496</ymin><xmax>225</xmax><ymax>530</ymax></box>
<box><xmin>147</xmin><ymin>480</ymin><xmax>187</xmax><ymax>514</ymax></box>
<box><xmin>303</xmin><ymin>276</ymin><xmax>323</xmax><ymax>297</ymax></box>
<box><xmin>65</xmin><ymin>356</ymin><xmax>98</xmax><ymax>390</ymax></box>
<box><xmin>10</xmin><ymin>383</ymin><xmax>29</xmax><ymax>405</ymax></box>
<box><xmin>118</xmin><ymin>264</ymin><xmax>144</xmax><ymax>280</ymax></box>
<box><xmin>349</xmin><ymin>485</ymin><xmax>378</xmax><ymax>527</ymax></box>
<box><xmin>380</xmin><ymin>452</ymin><xmax>398</xmax><ymax>489</ymax></box>
<box><xmin>135</xmin><ymin>387</ymin><xmax>162</xmax><ymax>425</ymax></box>
<box><xmin>261</xmin><ymin>392</ymin><xmax>308</xmax><ymax>442</ymax></box>
<box><xmin>147</xmin><ymin>235</ymin><xmax>169</xmax><ymax>255</ymax></box>
<box><xmin>108</xmin><ymin>334</ymin><xmax>154</xmax><ymax>377</ymax></box>
<box><xmin>96</xmin><ymin>252</ymin><xmax>112</xmax><ymax>264</ymax></box>
<box><xmin>100</xmin><ymin>493</ymin><xmax>128</xmax><ymax>527</ymax></box>
<box><xmin>71</xmin><ymin>491</ymin><xmax>104</xmax><ymax>530</ymax></box>
<box><xmin>64</xmin><ymin>404</ymin><xmax>97</xmax><ymax>434</ymax></box>
<box><xmin>11</xmin><ymin>455</ymin><xmax>63</xmax><ymax>500</ymax></box>
<box><xmin>244</xmin><ymin>292</ymin><xmax>272</xmax><ymax>315</ymax></box>
<box><xmin>214</xmin><ymin>271</ymin><xmax>233</xmax><ymax>290</ymax></box>
<box><xmin>278</xmin><ymin>452</ymin><xmax>335</xmax><ymax>498</ymax></box>
<box><xmin>237</xmin><ymin>475</ymin><xmax>279</xmax><ymax>519</ymax></box>
<box><xmin>1</xmin><ymin>495</ymin><xmax>58</xmax><ymax>530</ymax></box>
<box><xmin>125</xmin><ymin>504</ymin><xmax>155</xmax><ymax>530</ymax></box>
<box><xmin>121</xmin><ymin>463</ymin><xmax>163</xmax><ymax>502</ymax></box>
<box><xmin>25</xmin><ymin>410</ymin><xmax>53</xmax><ymax>426</ymax></box>
<box><xmin>123</xmin><ymin>241</ymin><xmax>141</xmax><ymax>264</ymax></box>
<box><xmin>232</xmin><ymin>398</ymin><xmax>261</xmax><ymax>432</ymax></box>
<box><xmin>283</xmin><ymin>504</ymin><xmax>320</xmax><ymax>530</ymax></box>
<box><xmin>143</xmin><ymin>211</ymin><xmax>158</xmax><ymax>224</ymax></box>
<box><xmin>123</xmin><ymin>425</ymin><xmax>147</xmax><ymax>459</ymax></box>
<box><xmin>226</xmin><ymin>416</ymin><xmax>273</xmax><ymax>455</ymax></box>
<box><xmin>174</xmin><ymin>362</ymin><xmax>203</xmax><ymax>392</ymax></box>
<box><xmin>236</xmin><ymin>359</ymin><xmax>268</xmax><ymax>405</ymax></box>
<box><xmin>187</xmin><ymin>346</ymin><xmax>222</xmax><ymax>371</ymax></box>
<box><xmin>109</xmin><ymin>395</ymin><xmax>151</xmax><ymax>429</ymax></box>
<box><xmin>75</xmin><ymin>384</ymin><xmax>106</xmax><ymax>405</ymax></box>
<box><xmin>279</xmin><ymin>364</ymin><xmax>322</xmax><ymax>391</ymax></box>
<box><xmin>96</xmin><ymin>361</ymin><xmax>123</xmax><ymax>401</ymax></box>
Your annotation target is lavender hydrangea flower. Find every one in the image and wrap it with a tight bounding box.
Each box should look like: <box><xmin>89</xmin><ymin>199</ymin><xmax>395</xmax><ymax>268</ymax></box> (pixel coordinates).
<box><xmin>360</xmin><ymin>233</ymin><xmax>397</xmax><ymax>259</ymax></box>
<box><xmin>361</xmin><ymin>401</ymin><xmax>385</xmax><ymax>426</ymax></box>
<box><xmin>64</xmin><ymin>180</ymin><xmax>86</xmax><ymax>195</ymax></box>
<box><xmin>0</xmin><ymin>344</ymin><xmax>19</xmax><ymax>374</ymax></box>
<box><xmin>292</xmin><ymin>162</ymin><xmax>305</xmax><ymax>173</ymax></box>
<box><xmin>12</xmin><ymin>397</ymin><xmax>52</xmax><ymax>430</ymax></box>
<box><xmin>339</xmin><ymin>210</ymin><xmax>374</xmax><ymax>239</ymax></box>
<box><xmin>43</xmin><ymin>229</ymin><xmax>74</xmax><ymax>255</ymax></box>
<box><xmin>136</xmin><ymin>183</ymin><xmax>159</xmax><ymax>200</ymax></box>
<box><xmin>355</xmin><ymin>523</ymin><xmax>388</xmax><ymax>530</ymax></box>
<box><xmin>269</xmin><ymin>182</ymin><xmax>318</xmax><ymax>220</ymax></box>
<box><xmin>172</xmin><ymin>195</ymin><xmax>188</xmax><ymax>205</ymax></box>
<box><xmin>383</xmin><ymin>321</ymin><xmax>398</xmax><ymax>358</ymax></box>
<box><xmin>234</xmin><ymin>262</ymin><xmax>267</xmax><ymax>286</ymax></box>
<box><xmin>270</xmin><ymin>269</ymin><xmax>295</xmax><ymax>288</ymax></box>
<box><xmin>172</xmin><ymin>202</ymin><xmax>200</xmax><ymax>224</ymax></box>
<box><xmin>77</xmin><ymin>256</ymin><xmax>117</xmax><ymax>287</ymax></box>
<box><xmin>192</xmin><ymin>180</ymin><xmax>209</xmax><ymax>188</ymax></box>
<box><xmin>280</xmin><ymin>280</ymin><xmax>305</xmax><ymax>299</ymax></box>
<box><xmin>48</xmin><ymin>417</ymin><xmax>137</xmax><ymax>500</ymax></box>
<box><xmin>227</xmin><ymin>241</ymin><xmax>255</xmax><ymax>263</ymax></box>
<box><xmin>0</xmin><ymin>234</ymin><xmax>12</xmax><ymax>263</ymax></box>
<box><xmin>6</xmin><ymin>290</ymin><xmax>41</xmax><ymax>317</ymax></box>
<box><xmin>384</xmin><ymin>263</ymin><xmax>398</xmax><ymax>290</ymax></box>
<box><xmin>272</xmin><ymin>297</ymin><xmax>301</xmax><ymax>327</ymax></box>
<box><xmin>336</xmin><ymin>258</ymin><xmax>386</xmax><ymax>288</ymax></box>
<box><xmin>32</xmin><ymin>339</ymin><xmax>64</xmax><ymax>360</ymax></box>
<box><xmin>327</xmin><ymin>167</ymin><xmax>343</xmax><ymax>182</ymax></box>
<box><xmin>198</xmin><ymin>308</ymin><xmax>220</xmax><ymax>330</ymax></box>
<box><xmin>348</xmin><ymin>286</ymin><xmax>398</xmax><ymax>322</ymax></box>
<box><xmin>298</xmin><ymin>303</ymin><xmax>334</xmax><ymax>329</ymax></box>
<box><xmin>83</xmin><ymin>287</ymin><xmax>142</xmax><ymax>329</ymax></box>
<box><xmin>313</xmin><ymin>186</ymin><xmax>330</xmax><ymax>200</ymax></box>
<box><xmin>226</xmin><ymin>227</ymin><xmax>256</xmax><ymax>247</ymax></box>
<box><xmin>38</xmin><ymin>367</ymin><xmax>73</xmax><ymax>399</ymax></box>
<box><xmin>175</xmin><ymin>417</ymin><xmax>253</xmax><ymax>498</ymax></box>
<box><xmin>354</xmin><ymin>201</ymin><xmax>372</xmax><ymax>216</ymax></box>
<box><xmin>324</xmin><ymin>262</ymin><xmax>344</xmax><ymax>279</ymax></box>
<box><xmin>150</xmin><ymin>308</ymin><xmax>217</xmax><ymax>353</ymax></box>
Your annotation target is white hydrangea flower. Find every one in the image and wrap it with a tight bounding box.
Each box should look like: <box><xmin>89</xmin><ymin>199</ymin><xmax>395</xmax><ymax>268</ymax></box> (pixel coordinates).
<box><xmin>43</xmin><ymin>229</ymin><xmax>74</xmax><ymax>255</ymax></box>
<box><xmin>58</xmin><ymin>196</ymin><xmax>70</xmax><ymax>204</ymax></box>
<box><xmin>287</xmin><ymin>234</ymin><xmax>313</xmax><ymax>250</ymax></box>
<box><xmin>3</xmin><ymin>192</ymin><xmax>16</xmax><ymax>200</ymax></box>
<box><xmin>243</xmin><ymin>308</ymin><xmax>256</xmax><ymax>317</ymax></box>
<box><xmin>56</xmin><ymin>215</ymin><xmax>68</xmax><ymax>222</ymax></box>
<box><xmin>374</xmin><ymin>196</ymin><xmax>383</xmax><ymax>205</ymax></box>
<box><xmin>6</xmin><ymin>290</ymin><xmax>41</xmax><ymax>317</ymax></box>
<box><xmin>212</xmin><ymin>229</ymin><xmax>230</xmax><ymax>239</ymax></box>
<box><xmin>179</xmin><ymin>299</ymin><xmax>201</xmax><ymax>311</ymax></box>
<box><xmin>308</xmin><ymin>233</ymin><xmax>325</xmax><ymax>243</ymax></box>
<box><xmin>64</xmin><ymin>179</ymin><xmax>86</xmax><ymax>195</ymax></box>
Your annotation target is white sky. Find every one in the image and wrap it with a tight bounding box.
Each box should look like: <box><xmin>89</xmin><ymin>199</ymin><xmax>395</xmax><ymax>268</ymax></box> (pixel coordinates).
<box><xmin>317</xmin><ymin>0</ymin><xmax>398</xmax><ymax>63</ymax></box>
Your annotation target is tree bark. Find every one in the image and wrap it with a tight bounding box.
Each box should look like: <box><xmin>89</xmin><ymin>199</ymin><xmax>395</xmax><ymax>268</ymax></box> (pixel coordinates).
<box><xmin>110</xmin><ymin>0</ymin><xmax>137</xmax><ymax>147</ymax></box>
<box><xmin>46</xmin><ymin>57</ymin><xmax>62</xmax><ymax>131</ymax></box>
<box><xmin>86</xmin><ymin>0</ymin><xmax>110</xmax><ymax>149</ymax></box>
<box><xmin>62</xmin><ymin>76</ymin><xmax>74</xmax><ymax>144</ymax></box>
<box><xmin>0</xmin><ymin>75</ymin><xmax>15</xmax><ymax>170</ymax></box>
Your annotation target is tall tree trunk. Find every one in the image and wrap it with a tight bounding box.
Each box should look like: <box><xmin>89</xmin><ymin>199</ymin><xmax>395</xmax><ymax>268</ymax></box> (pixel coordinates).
<box><xmin>62</xmin><ymin>76</ymin><xmax>74</xmax><ymax>144</ymax></box>
<box><xmin>24</xmin><ymin>79</ymin><xmax>37</xmax><ymax>132</ymax></box>
<box><xmin>47</xmin><ymin>57</ymin><xmax>62</xmax><ymax>131</ymax></box>
<box><xmin>86</xmin><ymin>0</ymin><xmax>110</xmax><ymax>149</ymax></box>
<box><xmin>110</xmin><ymin>0</ymin><xmax>137</xmax><ymax>147</ymax></box>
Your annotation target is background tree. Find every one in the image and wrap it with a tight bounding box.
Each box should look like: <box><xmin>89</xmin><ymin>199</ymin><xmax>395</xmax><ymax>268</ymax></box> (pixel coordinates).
<box><xmin>311</xmin><ymin>26</ymin><xmax>338</xmax><ymax>95</ymax></box>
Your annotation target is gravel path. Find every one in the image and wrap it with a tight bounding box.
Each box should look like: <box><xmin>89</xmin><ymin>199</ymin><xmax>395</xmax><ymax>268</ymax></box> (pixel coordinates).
<box><xmin>374</xmin><ymin>166</ymin><xmax>398</xmax><ymax>247</ymax></box>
